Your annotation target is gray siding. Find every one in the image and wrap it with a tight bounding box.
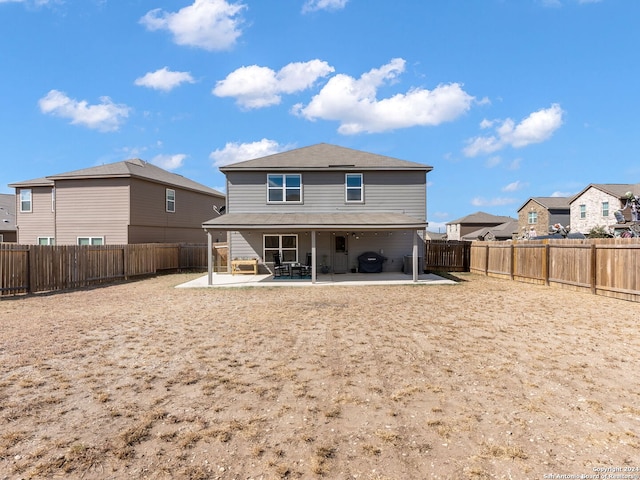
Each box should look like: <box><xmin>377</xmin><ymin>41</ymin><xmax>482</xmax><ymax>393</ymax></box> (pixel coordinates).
<box><xmin>230</xmin><ymin>229</ymin><xmax>420</xmax><ymax>274</ymax></box>
<box><xmin>14</xmin><ymin>186</ymin><xmax>56</xmax><ymax>244</ymax></box>
<box><xmin>226</xmin><ymin>171</ymin><xmax>426</xmax><ymax>220</ymax></box>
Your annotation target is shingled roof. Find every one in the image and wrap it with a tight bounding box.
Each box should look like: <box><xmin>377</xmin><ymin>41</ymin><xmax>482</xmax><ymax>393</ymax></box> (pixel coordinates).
<box><xmin>10</xmin><ymin>159</ymin><xmax>224</xmax><ymax>197</ymax></box>
<box><xmin>220</xmin><ymin>143</ymin><xmax>433</xmax><ymax>172</ymax></box>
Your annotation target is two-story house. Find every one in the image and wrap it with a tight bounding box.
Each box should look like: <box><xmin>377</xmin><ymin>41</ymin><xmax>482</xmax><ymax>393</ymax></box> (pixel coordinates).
<box><xmin>445</xmin><ymin>212</ymin><xmax>515</xmax><ymax>241</ymax></box>
<box><xmin>517</xmin><ymin>196</ymin><xmax>571</xmax><ymax>238</ymax></box>
<box><xmin>569</xmin><ymin>183</ymin><xmax>638</xmax><ymax>234</ymax></box>
<box><xmin>9</xmin><ymin>159</ymin><xmax>226</xmax><ymax>245</ymax></box>
<box><xmin>202</xmin><ymin>143</ymin><xmax>432</xmax><ymax>283</ymax></box>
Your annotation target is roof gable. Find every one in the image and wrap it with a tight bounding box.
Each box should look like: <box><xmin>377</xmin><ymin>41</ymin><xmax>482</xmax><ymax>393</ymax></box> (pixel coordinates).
<box><xmin>517</xmin><ymin>196</ymin><xmax>571</xmax><ymax>212</ymax></box>
<box><xmin>220</xmin><ymin>143</ymin><xmax>432</xmax><ymax>172</ymax></box>
<box><xmin>447</xmin><ymin>211</ymin><xmax>515</xmax><ymax>225</ymax></box>
<box><xmin>10</xmin><ymin>159</ymin><xmax>224</xmax><ymax>197</ymax></box>
<box><xmin>569</xmin><ymin>183</ymin><xmax>637</xmax><ymax>204</ymax></box>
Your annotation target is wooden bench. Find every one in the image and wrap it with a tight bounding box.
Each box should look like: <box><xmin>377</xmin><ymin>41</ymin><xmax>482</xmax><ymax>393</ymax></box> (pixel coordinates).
<box><xmin>231</xmin><ymin>259</ymin><xmax>258</xmax><ymax>275</ymax></box>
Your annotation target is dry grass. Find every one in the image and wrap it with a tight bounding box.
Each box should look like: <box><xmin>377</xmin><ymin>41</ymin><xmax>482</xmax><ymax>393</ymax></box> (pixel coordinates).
<box><xmin>1</xmin><ymin>272</ymin><xmax>640</xmax><ymax>479</ymax></box>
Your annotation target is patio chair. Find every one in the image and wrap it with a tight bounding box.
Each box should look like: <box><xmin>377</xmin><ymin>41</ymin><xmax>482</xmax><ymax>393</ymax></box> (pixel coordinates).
<box><xmin>272</xmin><ymin>253</ymin><xmax>289</xmax><ymax>278</ymax></box>
<box><xmin>300</xmin><ymin>252</ymin><xmax>312</xmax><ymax>277</ymax></box>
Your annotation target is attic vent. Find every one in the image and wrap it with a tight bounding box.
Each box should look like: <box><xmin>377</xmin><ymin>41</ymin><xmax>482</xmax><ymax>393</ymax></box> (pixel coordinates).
<box><xmin>328</xmin><ymin>164</ymin><xmax>355</xmax><ymax>167</ymax></box>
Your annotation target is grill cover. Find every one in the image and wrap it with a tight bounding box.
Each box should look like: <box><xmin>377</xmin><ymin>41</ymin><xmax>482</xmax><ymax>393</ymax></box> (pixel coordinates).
<box><xmin>357</xmin><ymin>251</ymin><xmax>386</xmax><ymax>273</ymax></box>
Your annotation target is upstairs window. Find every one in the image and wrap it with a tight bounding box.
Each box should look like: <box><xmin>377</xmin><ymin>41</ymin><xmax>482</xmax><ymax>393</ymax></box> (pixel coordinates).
<box><xmin>267</xmin><ymin>174</ymin><xmax>301</xmax><ymax>203</ymax></box>
<box><xmin>20</xmin><ymin>189</ymin><xmax>32</xmax><ymax>212</ymax></box>
<box><xmin>166</xmin><ymin>189</ymin><xmax>176</xmax><ymax>212</ymax></box>
<box><xmin>602</xmin><ymin>201</ymin><xmax>609</xmax><ymax>217</ymax></box>
<box><xmin>580</xmin><ymin>204</ymin><xmax>586</xmax><ymax>219</ymax></box>
<box><xmin>528</xmin><ymin>211</ymin><xmax>538</xmax><ymax>224</ymax></box>
<box><xmin>345</xmin><ymin>173</ymin><xmax>363</xmax><ymax>203</ymax></box>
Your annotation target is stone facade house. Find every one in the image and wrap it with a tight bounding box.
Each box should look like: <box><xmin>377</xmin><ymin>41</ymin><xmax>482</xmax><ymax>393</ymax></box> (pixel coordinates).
<box><xmin>569</xmin><ymin>184</ymin><xmax>638</xmax><ymax>234</ymax></box>
<box><xmin>517</xmin><ymin>197</ymin><xmax>571</xmax><ymax>238</ymax></box>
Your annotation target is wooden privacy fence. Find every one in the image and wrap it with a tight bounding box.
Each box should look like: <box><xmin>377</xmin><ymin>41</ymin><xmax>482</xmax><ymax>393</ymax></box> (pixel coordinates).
<box><xmin>470</xmin><ymin>238</ymin><xmax>640</xmax><ymax>302</ymax></box>
<box><xmin>424</xmin><ymin>240</ymin><xmax>471</xmax><ymax>272</ymax></box>
<box><xmin>0</xmin><ymin>242</ymin><xmax>228</xmax><ymax>296</ymax></box>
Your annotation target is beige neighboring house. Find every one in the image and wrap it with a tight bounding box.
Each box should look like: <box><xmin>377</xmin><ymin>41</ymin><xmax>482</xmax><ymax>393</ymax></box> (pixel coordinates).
<box><xmin>517</xmin><ymin>196</ymin><xmax>571</xmax><ymax>238</ymax></box>
<box><xmin>445</xmin><ymin>212</ymin><xmax>514</xmax><ymax>241</ymax></box>
<box><xmin>569</xmin><ymin>183</ymin><xmax>639</xmax><ymax>234</ymax></box>
<box><xmin>9</xmin><ymin>159</ymin><xmax>226</xmax><ymax>245</ymax></box>
<box><xmin>0</xmin><ymin>193</ymin><xmax>17</xmax><ymax>242</ymax></box>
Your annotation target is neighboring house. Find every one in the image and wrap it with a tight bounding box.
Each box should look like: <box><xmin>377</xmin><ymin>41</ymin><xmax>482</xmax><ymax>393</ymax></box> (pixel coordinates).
<box><xmin>517</xmin><ymin>196</ymin><xmax>571</xmax><ymax>238</ymax></box>
<box><xmin>461</xmin><ymin>218</ymin><xmax>519</xmax><ymax>241</ymax></box>
<box><xmin>445</xmin><ymin>212</ymin><xmax>514</xmax><ymax>241</ymax></box>
<box><xmin>202</xmin><ymin>143</ymin><xmax>432</xmax><ymax>282</ymax></box>
<box><xmin>569</xmin><ymin>183</ymin><xmax>639</xmax><ymax>234</ymax></box>
<box><xmin>9</xmin><ymin>159</ymin><xmax>226</xmax><ymax>245</ymax></box>
<box><xmin>0</xmin><ymin>193</ymin><xmax>17</xmax><ymax>242</ymax></box>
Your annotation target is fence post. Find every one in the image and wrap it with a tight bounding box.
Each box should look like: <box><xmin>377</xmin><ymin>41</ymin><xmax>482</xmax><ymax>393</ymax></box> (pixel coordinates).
<box><xmin>484</xmin><ymin>244</ymin><xmax>489</xmax><ymax>276</ymax></box>
<box><xmin>510</xmin><ymin>244</ymin><xmax>515</xmax><ymax>280</ymax></box>
<box><xmin>590</xmin><ymin>243</ymin><xmax>597</xmax><ymax>294</ymax></box>
<box><xmin>543</xmin><ymin>244</ymin><xmax>550</xmax><ymax>286</ymax></box>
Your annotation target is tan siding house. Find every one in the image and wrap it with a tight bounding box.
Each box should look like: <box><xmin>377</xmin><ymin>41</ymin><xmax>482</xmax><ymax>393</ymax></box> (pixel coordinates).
<box><xmin>9</xmin><ymin>159</ymin><xmax>225</xmax><ymax>245</ymax></box>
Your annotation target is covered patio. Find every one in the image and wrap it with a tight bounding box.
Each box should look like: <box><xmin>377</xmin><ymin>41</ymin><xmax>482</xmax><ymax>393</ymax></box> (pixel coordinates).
<box><xmin>202</xmin><ymin>212</ymin><xmax>429</xmax><ymax>286</ymax></box>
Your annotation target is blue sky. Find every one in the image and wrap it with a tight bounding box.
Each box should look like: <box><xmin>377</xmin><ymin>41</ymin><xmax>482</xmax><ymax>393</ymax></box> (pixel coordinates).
<box><xmin>2</xmin><ymin>0</ymin><xmax>638</xmax><ymax>232</ymax></box>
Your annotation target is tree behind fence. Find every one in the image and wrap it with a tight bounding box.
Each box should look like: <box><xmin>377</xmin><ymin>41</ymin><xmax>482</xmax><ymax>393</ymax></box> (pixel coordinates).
<box><xmin>0</xmin><ymin>243</ymin><xmax>227</xmax><ymax>296</ymax></box>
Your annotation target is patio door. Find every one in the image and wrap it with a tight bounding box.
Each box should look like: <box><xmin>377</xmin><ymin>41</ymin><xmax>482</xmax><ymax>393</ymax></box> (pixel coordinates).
<box><xmin>333</xmin><ymin>234</ymin><xmax>348</xmax><ymax>274</ymax></box>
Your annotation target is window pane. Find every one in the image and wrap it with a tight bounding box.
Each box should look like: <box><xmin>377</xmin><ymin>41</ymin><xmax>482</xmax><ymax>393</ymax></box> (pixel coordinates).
<box><xmin>282</xmin><ymin>251</ymin><xmax>296</xmax><ymax>262</ymax></box>
<box><xmin>268</xmin><ymin>175</ymin><xmax>283</xmax><ymax>187</ymax></box>
<box><xmin>285</xmin><ymin>175</ymin><xmax>300</xmax><ymax>187</ymax></box>
<box><xmin>268</xmin><ymin>189</ymin><xmax>283</xmax><ymax>202</ymax></box>
<box><xmin>285</xmin><ymin>188</ymin><xmax>300</xmax><ymax>202</ymax></box>
<box><xmin>78</xmin><ymin>238</ymin><xmax>90</xmax><ymax>246</ymax></box>
<box><xmin>346</xmin><ymin>174</ymin><xmax>361</xmax><ymax>187</ymax></box>
<box><xmin>347</xmin><ymin>189</ymin><xmax>361</xmax><ymax>201</ymax></box>
<box><xmin>91</xmin><ymin>238</ymin><xmax>104</xmax><ymax>245</ymax></box>
<box><xmin>282</xmin><ymin>235</ymin><xmax>297</xmax><ymax>248</ymax></box>
<box><xmin>264</xmin><ymin>235</ymin><xmax>279</xmax><ymax>248</ymax></box>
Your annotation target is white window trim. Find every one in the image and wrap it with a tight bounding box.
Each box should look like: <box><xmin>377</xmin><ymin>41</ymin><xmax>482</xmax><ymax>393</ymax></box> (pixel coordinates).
<box><xmin>37</xmin><ymin>236</ymin><xmax>55</xmax><ymax>245</ymax></box>
<box><xmin>267</xmin><ymin>174</ymin><xmax>302</xmax><ymax>204</ymax></box>
<box><xmin>602</xmin><ymin>201</ymin><xmax>609</xmax><ymax>217</ymax></box>
<box><xmin>166</xmin><ymin>188</ymin><xmax>176</xmax><ymax>213</ymax></box>
<box><xmin>580</xmin><ymin>204</ymin><xmax>586</xmax><ymax>219</ymax></box>
<box><xmin>263</xmin><ymin>234</ymin><xmax>298</xmax><ymax>263</ymax></box>
<box><xmin>20</xmin><ymin>189</ymin><xmax>32</xmax><ymax>213</ymax></box>
<box><xmin>345</xmin><ymin>173</ymin><xmax>364</xmax><ymax>203</ymax></box>
<box><xmin>77</xmin><ymin>236</ymin><xmax>104</xmax><ymax>246</ymax></box>
<box><xmin>528</xmin><ymin>211</ymin><xmax>538</xmax><ymax>224</ymax></box>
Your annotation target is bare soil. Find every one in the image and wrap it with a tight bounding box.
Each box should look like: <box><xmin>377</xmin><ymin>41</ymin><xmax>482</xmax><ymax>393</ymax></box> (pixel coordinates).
<box><xmin>1</xmin><ymin>273</ymin><xmax>639</xmax><ymax>479</ymax></box>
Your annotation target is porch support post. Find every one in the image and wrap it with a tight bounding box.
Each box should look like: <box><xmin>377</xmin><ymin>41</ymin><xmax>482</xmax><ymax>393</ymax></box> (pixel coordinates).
<box><xmin>311</xmin><ymin>230</ymin><xmax>317</xmax><ymax>284</ymax></box>
<box><xmin>207</xmin><ymin>230</ymin><xmax>213</xmax><ymax>286</ymax></box>
<box><xmin>412</xmin><ymin>229</ymin><xmax>419</xmax><ymax>283</ymax></box>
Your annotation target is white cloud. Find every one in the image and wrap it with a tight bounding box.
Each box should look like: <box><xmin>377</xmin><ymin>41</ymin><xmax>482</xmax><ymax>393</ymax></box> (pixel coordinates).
<box><xmin>463</xmin><ymin>103</ymin><xmax>564</xmax><ymax>157</ymax></box>
<box><xmin>213</xmin><ymin>60</ymin><xmax>334</xmax><ymax>109</ymax></box>
<box><xmin>140</xmin><ymin>0</ymin><xmax>246</xmax><ymax>51</ymax></box>
<box><xmin>293</xmin><ymin>58</ymin><xmax>474</xmax><ymax>135</ymax></box>
<box><xmin>485</xmin><ymin>156</ymin><xmax>501</xmax><ymax>168</ymax></box>
<box><xmin>502</xmin><ymin>180</ymin><xmax>527</xmax><ymax>192</ymax></box>
<box><xmin>135</xmin><ymin>67</ymin><xmax>195</xmax><ymax>92</ymax></box>
<box><xmin>150</xmin><ymin>154</ymin><xmax>187</xmax><ymax>171</ymax></box>
<box><xmin>38</xmin><ymin>89</ymin><xmax>130</xmax><ymax>132</ymax></box>
<box><xmin>471</xmin><ymin>196</ymin><xmax>517</xmax><ymax>207</ymax></box>
<box><xmin>302</xmin><ymin>0</ymin><xmax>348</xmax><ymax>13</ymax></box>
<box><xmin>210</xmin><ymin>139</ymin><xmax>293</xmax><ymax>167</ymax></box>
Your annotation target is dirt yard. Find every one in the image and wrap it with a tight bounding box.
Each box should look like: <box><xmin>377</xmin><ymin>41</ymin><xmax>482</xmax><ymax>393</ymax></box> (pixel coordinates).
<box><xmin>1</xmin><ymin>273</ymin><xmax>639</xmax><ymax>480</ymax></box>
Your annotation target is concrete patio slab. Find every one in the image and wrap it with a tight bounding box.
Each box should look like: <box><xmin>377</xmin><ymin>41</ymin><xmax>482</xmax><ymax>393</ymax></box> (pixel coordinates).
<box><xmin>176</xmin><ymin>272</ymin><xmax>457</xmax><ymax>288</ymax></box>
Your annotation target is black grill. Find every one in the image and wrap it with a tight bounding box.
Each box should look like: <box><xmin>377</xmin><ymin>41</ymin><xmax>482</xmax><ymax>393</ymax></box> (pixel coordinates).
<box><xmin>357</xmin><ymin>251</ymin><xmax>386</xmax><ymax>273</ymax></box>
